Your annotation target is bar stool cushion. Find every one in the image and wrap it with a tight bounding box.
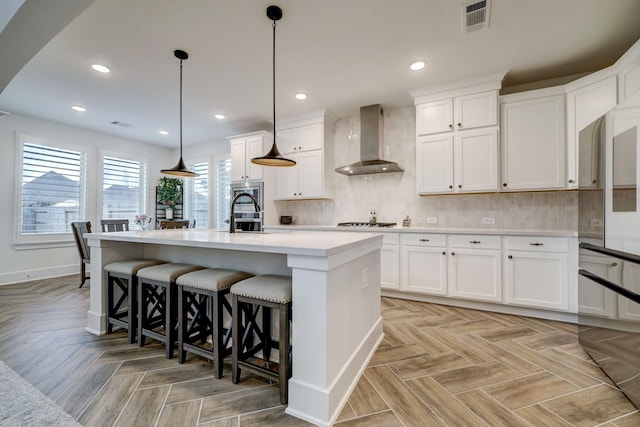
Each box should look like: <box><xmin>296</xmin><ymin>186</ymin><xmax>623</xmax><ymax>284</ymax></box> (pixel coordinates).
<box><xmin>231</xmin><ymin>275</ymin><xmax>292</xmax><ymax>303</ymax></box>
<box><xmin>104</xmin><ymin>259</ymin><xmax>165</xmax><ymax>275</ymax></box>
<box><xmin>176</xmin><ymin>269</ymin><xmax>253</xmax><ymax>291</ymax></box>
<box><xmin>137</xmin><ymin>263</ymin><xmax>204</xmax><ymax>282</ymax></box>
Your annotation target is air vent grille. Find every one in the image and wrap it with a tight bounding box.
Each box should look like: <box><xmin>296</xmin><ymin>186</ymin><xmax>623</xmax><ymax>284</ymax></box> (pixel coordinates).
<box><xmin>463</xmin><ymin>0</ymin><xmax>490</xmax><ymax>33</ymax></box>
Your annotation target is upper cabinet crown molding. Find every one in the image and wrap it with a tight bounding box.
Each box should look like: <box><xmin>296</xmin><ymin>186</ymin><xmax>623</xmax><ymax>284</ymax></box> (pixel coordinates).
<box><xmin>410</xmin><ymin>70</ymin><xmax>508</xmax><ymax>105</ymax></box>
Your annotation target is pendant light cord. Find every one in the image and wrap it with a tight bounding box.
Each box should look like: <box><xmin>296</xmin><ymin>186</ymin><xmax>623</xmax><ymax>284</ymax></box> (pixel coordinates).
<box><xmin>272</xmin><ymin>20</ymin><xmax>276</xmax><ymax>139</ymax></box>
<box><xmin>179</xmin><ymin>57</ymin><xmax>184</xmax><ymax>158</ymax></box>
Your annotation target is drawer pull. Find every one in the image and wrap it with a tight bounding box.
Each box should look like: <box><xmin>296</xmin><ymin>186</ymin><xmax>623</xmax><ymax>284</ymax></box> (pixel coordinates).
<box><xmin>508</xmin><ymin>255</ymin><xmax>513</xmax><ymax>259</ymax></box>
<box><xmin>419</xmin><ymin>238</ymin><xmax>429</xmax><ymax>242</ymax></box>
<box><xmin>442</xmin><ymin>251</ymin><xmax>446</xmax><ymax>255</ymax></box>
<box><xmin>529</xmin><ymin>243</ymin><xmax>544</xmax><ymax>246</ymax></box>
<box><xmin>469</xmin><ymin>240</ymin><xmax>481</xmax><ymax>244</ymax></box>
<box><xmin>451</xmin><ymin>252</ymin><xmax>455</xmax><ymax>256</ymax></box>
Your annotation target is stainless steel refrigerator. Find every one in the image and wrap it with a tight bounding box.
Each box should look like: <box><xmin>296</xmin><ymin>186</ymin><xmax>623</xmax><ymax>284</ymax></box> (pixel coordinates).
<box><xmin>578</xmin><ymin>100</ymin><xmax>640</xmax><ymax>408</ymax></box>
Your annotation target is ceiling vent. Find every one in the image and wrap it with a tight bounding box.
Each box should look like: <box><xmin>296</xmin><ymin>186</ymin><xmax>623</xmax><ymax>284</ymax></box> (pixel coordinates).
<box><xmin>462</xmin><ymin>0</ymin><xmax>490</xmax><ymax>34</ymax></box>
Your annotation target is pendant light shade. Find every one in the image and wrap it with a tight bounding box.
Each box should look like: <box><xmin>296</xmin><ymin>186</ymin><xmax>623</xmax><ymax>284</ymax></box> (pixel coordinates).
<box><xmin>161</xmin><ymin>49</ymin><xmax>197</xmax><ymax>177</ymax></box>
<box><xmin>251</xmin><ymin>5</ymin><xmax>296</xmax><ymax>167</ymax></box>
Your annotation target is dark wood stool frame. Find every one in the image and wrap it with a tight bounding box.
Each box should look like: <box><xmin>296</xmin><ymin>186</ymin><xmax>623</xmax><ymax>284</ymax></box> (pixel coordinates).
<box><xmin>138</xmin><ymin>278</ymin><xmax>178</xmax><ymax>359</ymax></box>
<box><xmin>177</xmin><ymin>285</ymin><xmax>233</xmax><ymax>378</ymax></box>
<box><xmin>106</xmin><ymin>271</ymin><xmax>139</xmax><ymax>344</ymax></box>
<box><xmin>231</xmin><ymin>294</ymin><xmax>292</xmax><ymax>405</ymax></box>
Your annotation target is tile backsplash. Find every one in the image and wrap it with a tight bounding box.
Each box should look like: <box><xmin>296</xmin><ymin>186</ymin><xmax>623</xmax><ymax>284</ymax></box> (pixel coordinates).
<box><xmin>272</xmin><ymin>106</ymin><xmax>577</xmax><ymax>231</ymax></box>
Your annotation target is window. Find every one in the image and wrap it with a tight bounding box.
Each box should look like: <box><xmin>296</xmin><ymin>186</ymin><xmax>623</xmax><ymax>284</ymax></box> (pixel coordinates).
<box><xmin>102</xmin><ymin>155</ymin><xmax>147</xmax><ymax>229</ymax></box>
<box><xmin>215</xmin><ymin>158</ymin><xmax>231</xmax><ymax>229</ymax></box>
<box><xmin>185</xmin><ymin>162</ymin><xmax>209</xmax><ymax>228</ymax></box>
<box><xmin>17</xmin><ymin>136</ymin><xmax>87</xmax><ymax>244</ymax></box>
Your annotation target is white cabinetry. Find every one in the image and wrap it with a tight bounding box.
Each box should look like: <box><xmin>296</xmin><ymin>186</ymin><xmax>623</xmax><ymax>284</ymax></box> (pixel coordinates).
<box><xmin>381</xmin><ymin>233</ymin><xmax>400</xmax><ymax>290</ymax></box>
<box><xmin>416</xmin><ymin>91</ymin><xmax>497</xmax><ymax>136</ymax></box>
<box><xmin>617</xmin><ymin>39</ymin><xmax>640</xmax><ymax>102</ymax></box>
<box><xmin>228</xmin><ymin>131</ymin><xmax>272</xmax><ymax>182</ymax></box>
<box><xmin>275</xmin><ymin>113</ymin><xmax>334</xmax><ymax>200</ymax></box>
<box><xmin>504</xmin><ymin>236</ymin><xmax>569</xmax><ymax>311</ymax></box>
<box><xmin>566</xmin><ymin>74</ymin><xmax>617</xmax><ymax>189</ymax></box>
<box><xmin>447</xmin><ymin>235</ymin><xmax>502</xmax><ymax>302</ymax></box>
<box><xmin>578</xmin><ymin>252</ymin><xmax>619</xmax><ymax>318</ymax></box>
<box><xmin>500</xmin><ymin>87</ymin><xmax>566</xmax><ymax>191</ymax></box>
<box><xmin>400</xmin><ymin>233</ymin><xmax>447</xmax><ymax>295</ymax></box>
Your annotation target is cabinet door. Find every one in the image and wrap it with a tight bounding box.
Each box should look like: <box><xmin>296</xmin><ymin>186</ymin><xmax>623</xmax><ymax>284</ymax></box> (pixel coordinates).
<box><xmin>618</xmin><ymin>261</ymin><xmax>640</xmax><ymax>320</ymax></box>
<box><xmin>455</xmin><ymin>128</ymin><xmax>498</xmax><ymax>192</ymax></box>
<box><xmin>454</xmin><ymin>91</ymin><xmax>497</xmax><ymax>130</ymax></box>
<box><xmin>381</xmin><ymin>245</ymin><xmax>400</xmax><ymax>290</ymax></box>
<box><xmin>416</xmin><ymin>134</ymin><xmax>454</xmax><ymax>194</ymax></box>
<box><xmin>501</xmin><ymin>95</ymin><xmax>565</xmax><ymax>190</ymax></box>
<box><xmin>276</xmin><ymin>157</ymin><xmax>298</xmax><ymax>199</ymax></box>
<box><xmin>566</xmin><ymin>76</ymin><xmax>617</xmax><ymax>188</ymax></box>
<box><xmin>230</xmin><ymin>139</ymin><xmax>247</xmax><ymax>182</ymax></box>
<box><xmin>401</xmin><ymin>246</ymin><xmax>447</xmax><ymax>295</ymax></box>
<box><xmin>298</xmin><ymin>123</ymin><xmax>323</xmax><ymax>151</ymax></box>
<box><xmin>246</xmin><ymin>136</ymin><xmax>265</xmax><ymax>181</ymax></box>
<box><xmin>504</xmin><ymin>251</ymin><xmax>568</xmax><ymax>311</ymax></box>
<box><xmin>416</xmin><ymin>99</ymin><xmax>453</xmax><ymax>135</ymax></box>
<box><xmin>276</xmin><ymin>128</ymin><xmax>298</xmax><ymax>154</ymax></box>
<box><xmin>297</xmin><ymin>150</ymin><xmax>323</xmax><ymax>198</ymax></box>
<box><xmin>448</xmin><ymin>248</ymin><xmax>502</xmax><ymax>302</ymax></box>
<box><xmin>578</xmin><ymin>254</ymin><xmax>619</xmax><ymax>318</ymax></box>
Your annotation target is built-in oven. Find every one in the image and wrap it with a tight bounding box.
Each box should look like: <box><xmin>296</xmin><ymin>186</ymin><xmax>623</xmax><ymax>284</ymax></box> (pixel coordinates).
<box><xmin>229</xmin><ymin>182</ymin><xmax>263</xmax><ymax>232</ymax></box>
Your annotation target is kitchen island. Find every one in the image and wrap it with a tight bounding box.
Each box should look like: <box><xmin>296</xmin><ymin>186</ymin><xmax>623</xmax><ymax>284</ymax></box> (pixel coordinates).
<box><xmin>85</xmin><ymin>229</ymin><xmax>383</xmax><ymax>426</ymax></box>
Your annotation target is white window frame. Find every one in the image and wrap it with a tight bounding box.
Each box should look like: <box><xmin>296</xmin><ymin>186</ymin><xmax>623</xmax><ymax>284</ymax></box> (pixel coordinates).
<box><xmin>13</xmin><ymin>133</ymin><xmax>88</xmax><ymax>249</ymax></box>
<box><xmin>99</xmin><ymin>149</ymin><xmax>149</xmax><ymax>230</ymax></box>
<box><xmin>214</xmin><ymin>154</ymin><xmax>232</xmax><ymax>230</ymax></box>
<box><xmin>185</xmin><ymin>160</ymin><xmax>211</xmax><ymax>229</ymax></box>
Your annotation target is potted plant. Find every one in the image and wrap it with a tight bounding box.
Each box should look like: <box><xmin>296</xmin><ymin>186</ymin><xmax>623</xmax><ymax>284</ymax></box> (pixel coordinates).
<box><xmin>157</xmin><ymin>177</ymin><xmax>183</xmax><ymax>219</ymax></box>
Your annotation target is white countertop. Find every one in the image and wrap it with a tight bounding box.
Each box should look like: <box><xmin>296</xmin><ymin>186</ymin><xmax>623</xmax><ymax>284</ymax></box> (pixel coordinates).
<box><xmin>264</xmin><ymin>224</ymin><xmax>577</xmax><ymax>237</ymax></box>
<box><xmin>86</xmin><ymin>228</ymin><xmax>382</xmax><ymax>257</ymax></box>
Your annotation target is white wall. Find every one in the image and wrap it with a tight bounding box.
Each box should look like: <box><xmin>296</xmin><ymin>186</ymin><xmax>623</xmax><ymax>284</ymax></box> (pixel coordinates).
<box><xmin>0</xmin><ymin>113</ymin><xmax>227</xmax><ymax>285</ymax></box>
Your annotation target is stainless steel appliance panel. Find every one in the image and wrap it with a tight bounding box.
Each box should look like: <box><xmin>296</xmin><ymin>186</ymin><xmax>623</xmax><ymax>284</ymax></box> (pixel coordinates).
<box><xmin>230</xmin><ymin>182</ymin><xmax>263</xmax><ymax>231</ymax></box>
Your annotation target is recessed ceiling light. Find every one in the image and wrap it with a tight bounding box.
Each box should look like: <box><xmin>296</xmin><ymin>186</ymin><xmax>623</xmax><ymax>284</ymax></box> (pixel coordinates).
<box><xmin>410</xmin><ymin>61</ymin><xmax>426</xmax><ymax>71</ymax></box>
<box><xmin>71</xmin><ymin>105</ymin><xmax>87</xmax><ymax>112</ymax></box>
<box><xmin>295</xmin><ymin>92</ymin><xmax>307</xmax><ymax>100</ymax></box>
<box><xmin>214</xmin><ymin>114</ymin><xmax>225</xmax><ymax>120</ymax></box>
<box><xmin>91</xmin><ymin>64</ymin><xmax>110</xmax><ymax>73</ymax></box>
<box><xmin>159</xmin><ymin>130</ymin><xmax>169</xmax><ymax>135</ymax></box>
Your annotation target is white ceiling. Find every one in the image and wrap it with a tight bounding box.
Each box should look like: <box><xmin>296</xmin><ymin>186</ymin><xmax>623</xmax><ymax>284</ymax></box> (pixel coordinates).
<box><xmin>1</xmin><ymin>0</ymin><xmax>640</xmax><ymax>148</ymax></box>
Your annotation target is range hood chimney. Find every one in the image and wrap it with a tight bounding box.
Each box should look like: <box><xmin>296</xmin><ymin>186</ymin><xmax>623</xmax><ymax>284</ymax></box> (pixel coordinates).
<box><xmin>335</xmin><ymin>104</ymin><xmax>403</xmax><ymax>176</ymax></box>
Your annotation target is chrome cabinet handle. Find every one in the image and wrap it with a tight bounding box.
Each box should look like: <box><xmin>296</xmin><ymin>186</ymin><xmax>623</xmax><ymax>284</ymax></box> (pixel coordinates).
<box><xmin>419</xmin><ymin>238</ymin><xmax>429</xmax><ymax>242</ymax></box>
<box><xmin>529</xmin><ymin>243</ymin><xmax>544</xmax><ymax>246</ymax></box>
<box><xmin>469</xmin><ymin>240</ymin><xmax>481</xmax><ymax>244</ymax></box>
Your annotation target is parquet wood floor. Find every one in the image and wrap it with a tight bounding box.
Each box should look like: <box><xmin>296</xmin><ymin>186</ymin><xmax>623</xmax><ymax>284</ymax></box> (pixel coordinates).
<box><xmin>1</xmin><ymin>275</ymin><xmax>638</xmax><ymax>426</ymax></box>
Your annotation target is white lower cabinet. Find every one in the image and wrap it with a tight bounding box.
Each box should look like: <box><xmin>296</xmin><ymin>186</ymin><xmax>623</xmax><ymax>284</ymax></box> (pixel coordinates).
<box><xmin>578</xmin><ymin>253</ymin><xmax>619</xmax><ymax>318</ymax></box>
<box><xmin>400</xmin><ymin>234</ymin><xmax>447</xmax><ymax>295</ymax></box>
<box><xmin>381</xmin><ymin>233</ymin><xmax>400</xmax><ymax>290</ymax></box>
<box><xmin>447</xmin><ymin>235</ymin><xmax>502</xmax><ymax>302</ymax></box>
<box><xmin>504</xmin><ymin>236</ymin><xmax>570</xmax><ymax>311</ymax></box>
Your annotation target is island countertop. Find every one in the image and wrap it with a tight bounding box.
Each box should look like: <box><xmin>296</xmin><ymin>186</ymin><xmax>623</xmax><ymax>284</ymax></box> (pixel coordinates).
<box><xmin>86</xmin><ymin>228</ymin><xmax>382</xmax><ymax>257</ymax></box>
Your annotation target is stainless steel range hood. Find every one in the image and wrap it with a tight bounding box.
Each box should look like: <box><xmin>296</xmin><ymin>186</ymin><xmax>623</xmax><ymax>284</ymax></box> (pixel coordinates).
<box><xmin>335</xmin><ymin>104</ymin><xmax>403</xmax><ymax>176</ymax></box>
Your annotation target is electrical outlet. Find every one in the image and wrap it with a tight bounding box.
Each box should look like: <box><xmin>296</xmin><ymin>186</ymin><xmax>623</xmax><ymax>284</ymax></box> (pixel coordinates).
<box><xmin>482</xmin><ymin>217</ymin><xmax>495</xmax><ymax>225</ymax></box>
<box><xmin>427</xmin><ymin>217</ymin><xmax>438</xmax><ymax>224</ymax></box>
<box><xmin>591</xmin><ymin>218</ymin><xmax>603</xmax><ymax>227</ymax></box>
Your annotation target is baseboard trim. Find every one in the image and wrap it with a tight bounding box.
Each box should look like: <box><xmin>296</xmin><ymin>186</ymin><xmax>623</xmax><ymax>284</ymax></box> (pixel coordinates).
<box><xmin>0</xmin><ymin>265</ymin><xmax>78</xmax><ymax>286</ymax></box>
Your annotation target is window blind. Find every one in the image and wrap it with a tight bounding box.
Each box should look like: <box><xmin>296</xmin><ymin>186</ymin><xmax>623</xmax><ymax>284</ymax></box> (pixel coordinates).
<box><xmin>186</xmin><ymin>162</ymin><xmax>209</xmax><ymax>228</ymax></box>
<box><xmin>102</xmin><ymin>156</ymin><xmax>146</xmax><ymax>228</ymax></box>
<box><xmin>216</xmin><ymin>158</ymin><xmax>232</xmax><ymax>229</ymax></box>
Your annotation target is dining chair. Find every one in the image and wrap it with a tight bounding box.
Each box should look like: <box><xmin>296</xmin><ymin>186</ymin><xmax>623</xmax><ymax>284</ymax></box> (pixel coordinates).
<box><xmin>100</xmin><ymin>219</ymin><xmax>129</xmax><ymax>232</ymax></box>
<box><xmin>71</xmin><ymin>221</ymin><xmax>92</xmax><ymax>288</ymax></box>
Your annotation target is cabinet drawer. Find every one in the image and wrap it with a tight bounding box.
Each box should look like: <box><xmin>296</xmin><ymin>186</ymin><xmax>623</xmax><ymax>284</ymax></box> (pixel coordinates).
<box><xmin>401</xmin><ymin>233</ymin><xmax>446</xmax><ymax>247</ymax></box>
<box><xmin>382</xmin><ymin>233</ymin><xmax>400</xmax><ymax>245</ymax></box>
<box><xmin>448</xmin><ymin>235</ymin><xmax>501</xmax><ymax>249</ymax></box>
<box><xmin>505</xmin><ymin>236</ymin><xmax>568</xmax><ymax>253</ymax></box>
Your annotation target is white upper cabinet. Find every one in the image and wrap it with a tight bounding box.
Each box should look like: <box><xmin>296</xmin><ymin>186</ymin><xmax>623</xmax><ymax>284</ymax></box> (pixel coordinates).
<box><xmin>274</xmin><ymin>111</ymin><xmax>334</xmax><ymax>200</ymax></box>
<box><xmin>228</xmin><ymin>131</ymin><xmax>272</xmax><ymax>182</ymax></box>
<box><xmin>616</xmin><ymin>39</ymin><xmax>640</xmax><ymax>102</ymax></box>
<box><xmin>416</xmin><ymin>91</ymin><xmax>498</xmax><ymax>136</ymax></box>
<box><xmin>566</xmin><ymin>74</ymin><xmax>617</xmax><ymax>189</ymax></box>
<box><xmin>500</xmin><ymin>87</ymin><xmax>566</xmax><ymax>191</ymax></box>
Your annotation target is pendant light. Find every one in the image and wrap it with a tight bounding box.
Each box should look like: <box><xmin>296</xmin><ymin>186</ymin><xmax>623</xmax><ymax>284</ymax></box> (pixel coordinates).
<box><xmin>251</xmin><ymin>5</ymin><xmax>296</xmax><ymax>167</ymax></box>
<box><xmin>161</xmin><ymin>49</ymin><xmax>197</xmax><ymax>177</ymax></box>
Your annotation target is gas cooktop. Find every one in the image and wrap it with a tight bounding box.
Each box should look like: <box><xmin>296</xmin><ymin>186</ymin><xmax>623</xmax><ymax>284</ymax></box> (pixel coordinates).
<box><xmin>337</xmin><ymin>222</ymin><xmax>397</xmax><ymax>228</ymax></box>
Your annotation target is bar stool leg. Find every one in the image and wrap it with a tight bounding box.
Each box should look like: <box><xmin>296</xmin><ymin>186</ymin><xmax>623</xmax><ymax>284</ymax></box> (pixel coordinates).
<box><xmin>166</xmin><ymin>284</ymin><xmax>177</xmax><ymax>359</ymax></box>
<box><xmin>280</xmin><ymin>303</ymin><xmax>291</xmax><ymax>404</ymax></box>
<box><xmin>231</xmin><ymin>294</ymin><xmax>241</xmax><ymax>384</ymax></box>
<box><xmin>128</xmin><ymin>276</ymin><xmax>137</xmax><ymax>344</ymax></box>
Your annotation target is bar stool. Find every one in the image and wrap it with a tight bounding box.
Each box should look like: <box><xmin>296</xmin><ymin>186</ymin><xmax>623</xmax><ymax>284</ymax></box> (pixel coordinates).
<box><xmin>231</xmin><ymin>275</ymin><xmax>292</xmax><ymax>405</ymax></box>
<box><xmin>137</xmin><ymin>263</ymin><xmax>204</xmax><ymax>358</ymax></box>
<box><xmin>105</xmin><ymin>259</ymin><xmax>166</xmax><ymax>344</ymax></box>
<box><xmin>176</xmin><ymin>268</ymin><xmax>253</xmax><ymax>378</ymax></box>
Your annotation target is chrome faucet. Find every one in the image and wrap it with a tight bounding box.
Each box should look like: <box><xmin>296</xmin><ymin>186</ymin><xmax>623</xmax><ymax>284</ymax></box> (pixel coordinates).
<box><xmin>229</xmin><ymin>193</ymin><xmax>261</xmax><ymax>233</ymax></box>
